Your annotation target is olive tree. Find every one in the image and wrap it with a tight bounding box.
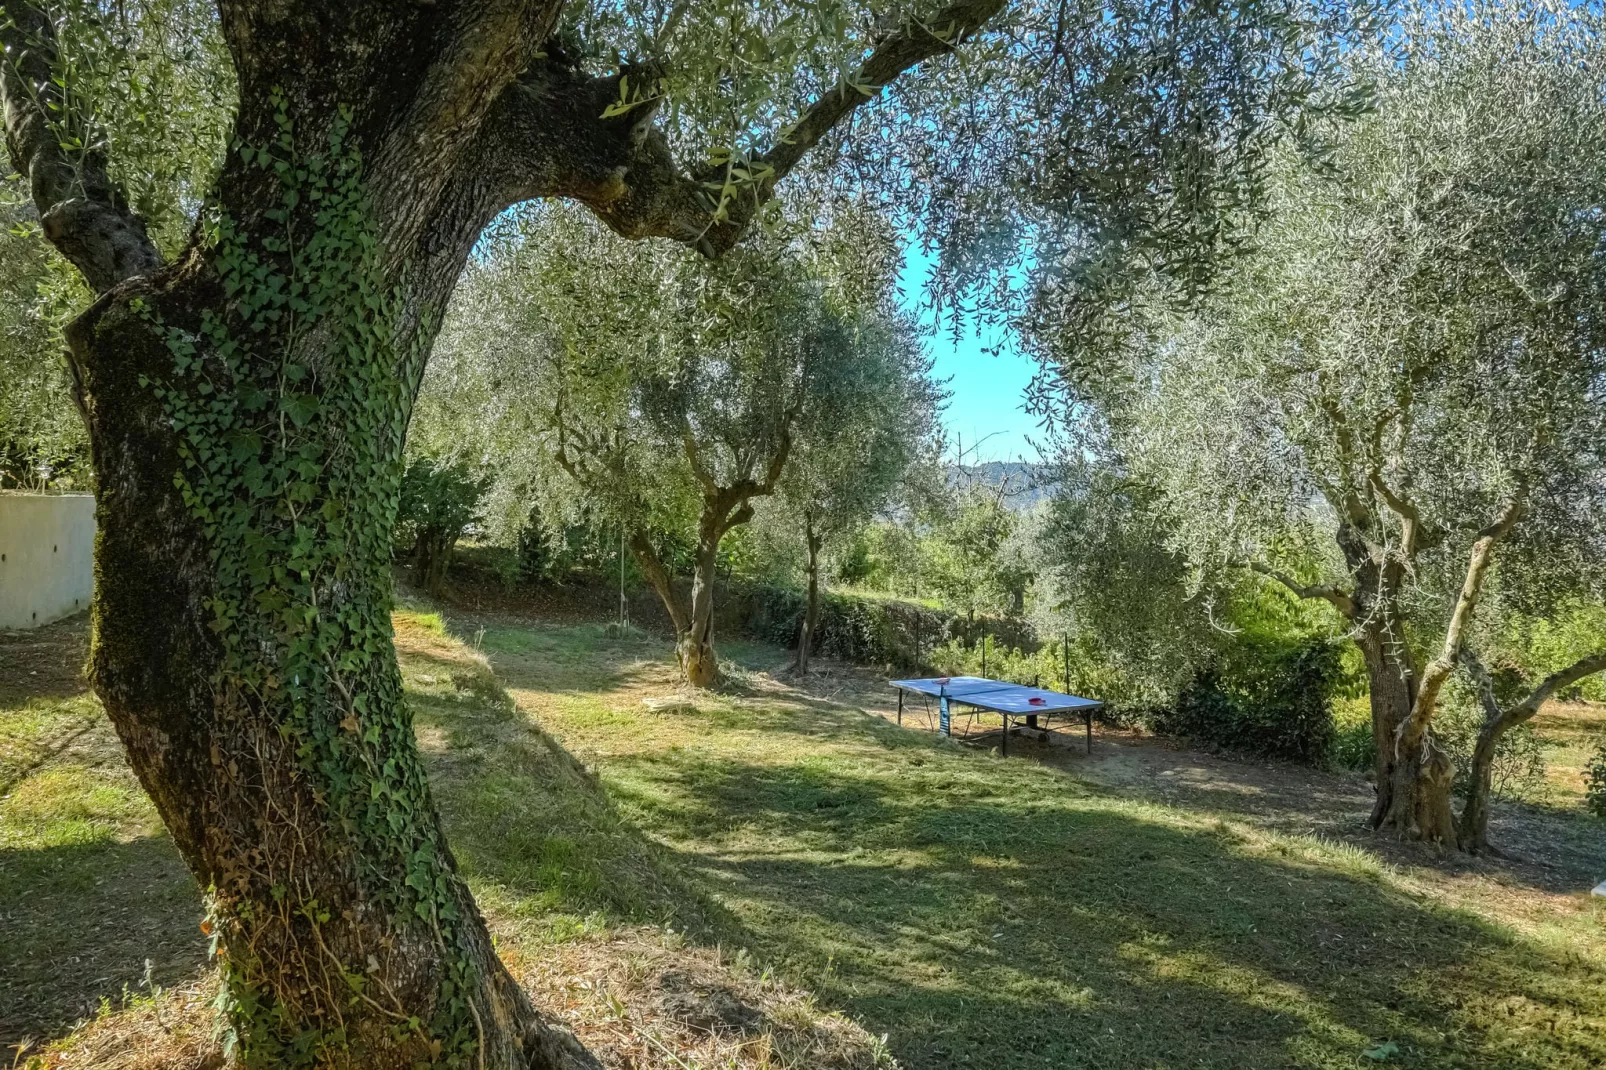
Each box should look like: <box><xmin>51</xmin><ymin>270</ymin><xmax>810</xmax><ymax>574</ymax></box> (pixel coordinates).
<box><xmin>1031</xmin><ymin>0</ymin><xmax>1606</xmax><ymax>849</ymax></box>
<box><xmin>776</xmin><ymin>304</ymin><xmax>940</xmax><ymax>673</ymax></box>
<box><xmin>422</xmin><ymin>204</ymin><xmax>915</xmax><ymax>686</ymax></box>
<box><xmin>1</xmin><ymin>0</ymin><xmax>1357</xmax><ymax>1058</ymax></box>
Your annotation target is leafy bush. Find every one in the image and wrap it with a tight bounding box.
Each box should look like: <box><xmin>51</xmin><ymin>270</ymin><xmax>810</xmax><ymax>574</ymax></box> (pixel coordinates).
<box><xmin>395</xmin><ymin>458</ymin><xmax>488</xmax><ymax>594</ymax></box>
<box><xmin>1154</xmin><ymin>637</ymin><xmax>1342</xmax><ymax>765</ymax></box>
<box><xmin>1330</xmin><ymin>697</ymin><xmax>1375</xmax><ymax>772</ymax></box>
<box><xmin>1586</xmin><ymin>743</ymin><xmax>1606</xmax><ymax>819</ymax></box>
<box><xmin>734</xmin><ymin>584</ymin><xmax>1030</xmax><ymax>671</ymax></box>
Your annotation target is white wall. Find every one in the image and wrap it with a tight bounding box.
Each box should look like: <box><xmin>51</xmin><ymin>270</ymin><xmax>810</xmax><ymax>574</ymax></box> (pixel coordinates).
<box><xmin>0</xmin><ymin>493</ymin><xmax>95</xmax><ymax>630</ymax></box>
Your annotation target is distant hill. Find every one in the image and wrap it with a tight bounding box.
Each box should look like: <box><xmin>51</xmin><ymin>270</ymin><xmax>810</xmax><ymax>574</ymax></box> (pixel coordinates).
<box><xmin>948</xmin><ymin>461</ymin><xmax>1058</xmax><ymax>509</ymax></box>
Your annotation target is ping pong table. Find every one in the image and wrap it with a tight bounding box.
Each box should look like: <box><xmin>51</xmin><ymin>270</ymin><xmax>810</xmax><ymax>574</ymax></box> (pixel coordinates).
<box><xmin>890</xmin><ymin>675</ymin><xmax>1103</xmax><ymax>756</ymax></box>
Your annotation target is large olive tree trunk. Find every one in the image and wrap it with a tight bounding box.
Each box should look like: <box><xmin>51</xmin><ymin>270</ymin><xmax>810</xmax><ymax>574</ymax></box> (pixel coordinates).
<box><xmin>0</xmin><ymin>0</ymin><xmax>1000</xmax><ymax>1059</ymax></box>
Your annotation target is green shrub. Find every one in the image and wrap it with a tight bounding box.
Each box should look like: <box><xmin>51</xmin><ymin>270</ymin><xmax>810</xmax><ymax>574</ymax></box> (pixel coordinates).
<box><xmin>1154</xmin><ymin>637</ymin><xmax>1342</xmax><ymax>765</ymax></box>
<box><xmin>1586</xmin><ymin>743</ymin><xmax>1606</xmax><ymax>818</ymax></box>
<box><xmin>395</xmin><ymin>458</ymin><xmax>489</xmax><ymax>594</ymax></box>
<box><xmin>1330</xmin><ymin>696</ymin><xmax>1374</xmax><ymax>772</ymax></box>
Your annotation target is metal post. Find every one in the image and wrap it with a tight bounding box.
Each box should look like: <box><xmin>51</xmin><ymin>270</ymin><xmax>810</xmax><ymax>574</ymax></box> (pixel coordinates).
<box><xmin>897</xmin><ymin>690</ymin><xmax>904</xmax><ymax>726</ymax></box>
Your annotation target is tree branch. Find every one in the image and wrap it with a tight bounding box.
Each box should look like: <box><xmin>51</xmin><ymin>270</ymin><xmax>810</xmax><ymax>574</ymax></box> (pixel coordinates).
<box><xmin>494</xmin><ymin>0</ymin><xmax>1005</xmax><ymax>256</ymax></box>
<box><xmin>1249</xmin><ymin>561</ymin><xmax>1356</xmax><ymax>618</ymax></box>
<box><xmin>1463</xmin><ymin>645</ymin><xmax>1606</xmax><ymax>735</ymax></box>
<box><xmin>1401</xmin><ymin>487</ymin><xmax>1529</xmax><ymax>747</ymax></box>
<box><xmin>679</xmin><ymin>413</ymin><xmax>719</xmax><ymax>497</ymax></box>
<box><xmin>1314</xmin><ymin>377</ymin><xmax>1371</xmax><ymax>529</ymax></box>
<box><xmin>0</xmin><ymin>0</ymin><xmax>162</xmax><ymax>292</ymax></box>
<box><xmin>626</xmin><ymin>528</ymin><xmax>689</xmax><ymax>633</ymax></box>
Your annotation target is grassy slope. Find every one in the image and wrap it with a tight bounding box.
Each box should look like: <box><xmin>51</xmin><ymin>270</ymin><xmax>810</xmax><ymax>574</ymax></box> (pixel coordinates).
<box><xmin>4</xmin><ymin>609</ymin><xmax>1605</xmax><ymax>1069</ymax></box>
<box><xmin>479</xmin><ymin>619</ymin><xmax>1606</xmax><ymax>1070</ymax></box>
<box><xmin>1</xmin><ymin>611</ymin><xmax>884</xmax><ymax>1069</ymax></box>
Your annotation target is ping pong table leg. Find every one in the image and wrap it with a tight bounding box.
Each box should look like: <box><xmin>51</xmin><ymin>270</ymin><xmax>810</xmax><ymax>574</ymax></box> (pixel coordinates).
<box><xmin>897</xmin><ymin>690</ymin><xmax>903</xmax><ymax>726</ymax></box>
<box><xmin>1086</xmin><ymin>708</ymin><xmax>1092</xmax><ymax>755</ymax></box>
<box><xmin>1001</xmin><ymin>714</ymin><xmax>1008</xmax><ymax>756</ymax></box>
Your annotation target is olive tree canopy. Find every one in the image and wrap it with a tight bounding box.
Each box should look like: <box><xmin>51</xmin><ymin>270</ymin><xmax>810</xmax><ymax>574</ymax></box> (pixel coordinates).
<box><xmin>1030</xmin><ymin>0</ymin><xmax>1606</xmax><ymax>850</ymax></box>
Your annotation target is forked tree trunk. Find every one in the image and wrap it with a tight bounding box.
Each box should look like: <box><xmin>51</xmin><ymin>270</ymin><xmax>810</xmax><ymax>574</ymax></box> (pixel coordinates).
<box><xmin>679</xmin><ymin>513</ymin><xmax>723</xmax><ymax>688</ymax></box>
<box><xmin>795</xmin><ymin>518</ymin><xmax>823</xmax><ymax>674</ymax></box>
<box><xmin>628</xmin><ymin>525</ymin><xmax>721</xmax><ymax>689</ymax></box>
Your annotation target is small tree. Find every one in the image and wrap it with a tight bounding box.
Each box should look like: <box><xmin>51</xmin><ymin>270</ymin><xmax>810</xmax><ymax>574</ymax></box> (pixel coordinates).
<box><xmin>778</xmin><ymin>317</ymin><xmax>940</xmax><ymax>672</ymax></box>
<box><xmin>421</xmin><ymin>206</ymin><xmax>911</xmax><ymax>685</ymax></box>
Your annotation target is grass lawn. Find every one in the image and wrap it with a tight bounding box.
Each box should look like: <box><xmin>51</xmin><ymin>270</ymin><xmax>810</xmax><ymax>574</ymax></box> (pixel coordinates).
<box><xmin>479</xmin><ymin>618</ymin><xmax>1606</xmax><ymax>1070</ymax></box>
<box><xmin>4</xmin><ymin>607</ymin><xmax>1605</xmax><ymax>1069</ymax></box>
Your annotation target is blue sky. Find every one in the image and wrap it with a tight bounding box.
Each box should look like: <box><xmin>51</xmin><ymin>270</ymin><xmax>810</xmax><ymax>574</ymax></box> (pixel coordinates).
<box><xmin>898</xmin><ymin>244</ymin><xmax>1043</xmax><ymax>465</ymax></box>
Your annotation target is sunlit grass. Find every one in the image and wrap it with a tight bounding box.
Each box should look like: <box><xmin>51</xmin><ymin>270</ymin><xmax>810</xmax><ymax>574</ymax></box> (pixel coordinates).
<box><xmin>483</xmin><ymin>618</ymin><xmax>1606</xmax><ymax>1070</ymax></box>
<box><xmin>5</xmin><ymin>611</ymin><xmax>1604</xmax><ymax>1068</ymax></box>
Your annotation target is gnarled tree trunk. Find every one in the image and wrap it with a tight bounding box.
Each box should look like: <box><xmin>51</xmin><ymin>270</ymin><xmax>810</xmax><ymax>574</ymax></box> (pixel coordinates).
<box><xmin>628</xmin><ymin>512</ymin><xmax>728</xmax><ymax>690</ymax></box>
<box><xmin>680</xmin><ymin>512</ymin><xmax>723</xmax><ymax>688</ymax></box>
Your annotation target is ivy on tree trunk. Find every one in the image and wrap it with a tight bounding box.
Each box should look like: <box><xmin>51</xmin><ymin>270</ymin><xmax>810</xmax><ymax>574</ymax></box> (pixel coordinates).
<box><xmin>0</xmin><ymin>0</ymin><xmax>1001</xmax><ymax>1061</ymax></box>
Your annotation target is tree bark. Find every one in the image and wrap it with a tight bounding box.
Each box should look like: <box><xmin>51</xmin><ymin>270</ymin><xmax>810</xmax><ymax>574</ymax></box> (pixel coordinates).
<box><xmin>795</xmin><ymin>516</ymin><xmax>824</xmax><ymax>674</ymax></box>
<box><xmin>679</xmin><ymin>507</ymin><xmax>727</xmax><ymax>689</ymax></box>
<box><xmin>1457</xmin><ymin>648</ymin><xmax>1606</xmax><ymax>853</ymax></box>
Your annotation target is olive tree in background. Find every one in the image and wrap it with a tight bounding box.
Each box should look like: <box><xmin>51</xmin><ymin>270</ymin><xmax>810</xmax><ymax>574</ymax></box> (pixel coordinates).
<box><xmin>1</xmin><ymin>0</ymin><xmax>1359</xmax><ymax>1057</ymax></box>
<box><xmin>777</xmin><ymin>303</ymin><xmax>941</xmax><ymax>674</ymax></box>
<box><xmin>419</xmin><ymin>205</ymin><xmax>924</xmax><ymax>686</ymax></box>
<box><xmin>1029</xmin><ymin>0</ymin><xmax>1606</xmax><ymax>851</ymax></box>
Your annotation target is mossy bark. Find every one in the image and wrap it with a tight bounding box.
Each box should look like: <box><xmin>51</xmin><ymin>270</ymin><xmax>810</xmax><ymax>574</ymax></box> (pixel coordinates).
<box><xmin>71</xmin><ymin>260</ymin><xmax>594</xmax><ymax>1066</ymax></box>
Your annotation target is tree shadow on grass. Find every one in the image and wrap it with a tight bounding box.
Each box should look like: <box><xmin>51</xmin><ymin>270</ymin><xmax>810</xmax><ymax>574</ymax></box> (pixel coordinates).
<box><xmin>596</xmin><ymin>749</ymin><xmax>1606</xmax><ymax>1070</ymax></box>
<box><xmin>0</xmin><ymin>835</ymin><xmax>204</xmax><ymax>1047</ymax></box>
<box><xmin>401</xmin><ymin>626</ymin><xmax>734</xmax><ymax>942</ymax></box>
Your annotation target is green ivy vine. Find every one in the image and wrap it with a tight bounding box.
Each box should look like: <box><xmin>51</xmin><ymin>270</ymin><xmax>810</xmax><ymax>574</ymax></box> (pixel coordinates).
<box><xmin>135</xmin><ymin>91</ymin><xmax>476</xmax><ymax>1066</ymax></box>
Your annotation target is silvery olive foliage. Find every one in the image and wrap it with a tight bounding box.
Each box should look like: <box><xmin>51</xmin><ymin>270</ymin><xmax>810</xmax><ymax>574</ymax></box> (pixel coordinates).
<box><xmin>0</xmin><ymin>0</ymin><xmax>231</xmax><ymax>485</ymax></box>
<box><xmin>1036</xmin><ymin>0</ymin><xmax>1606</xmax><ymax>638</ymax></box>
<box><xmin>413</xmin><ymin>199</ymin><xmax>929</xmax><ymax>557</ymax></box>
<box><xmin>2</xmin><ymin>0</ymin><xmax>1363</xmax><ymax>489</ymax></box>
